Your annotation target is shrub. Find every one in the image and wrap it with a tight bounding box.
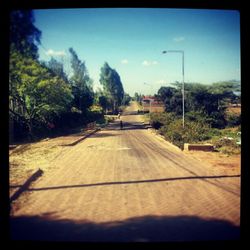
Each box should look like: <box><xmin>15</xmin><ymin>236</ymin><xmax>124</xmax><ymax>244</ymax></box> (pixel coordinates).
<box><xmin>226</xmin><ymin>113</ymin><xmax>241</xmax><ymax>127</ymax></box>
<box><xmin>150</xmin><ymin>112</ymin><xmax>176</xmax><ymax>129</ymax></box>
<box><xmin>185</xmin><ymin>111</ymin><xmax>207</xmax><ymax>123</ymax></box>
<box><xmin>206</xmin><ymin>111</ymin><xmax>227</xmax><ymax>129</ymax></box>
<box><xmin>160</xmin><ymin>119</ymin><xmax>211</xmax><ymax>149</ymax></box>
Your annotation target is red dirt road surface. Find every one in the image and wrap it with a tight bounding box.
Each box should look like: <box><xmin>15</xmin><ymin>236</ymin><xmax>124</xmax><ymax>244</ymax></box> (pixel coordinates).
<box><xmin>10</xmin><ymin>102</ymin><xmax>240</xmax><ymax>242</ymax></box>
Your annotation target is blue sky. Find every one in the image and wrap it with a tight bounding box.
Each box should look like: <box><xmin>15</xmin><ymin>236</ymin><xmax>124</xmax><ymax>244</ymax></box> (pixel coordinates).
<box><xmin>34</xmin><ymin>8</ymin><xmax>240</xmax><ymax>96</ymax></box>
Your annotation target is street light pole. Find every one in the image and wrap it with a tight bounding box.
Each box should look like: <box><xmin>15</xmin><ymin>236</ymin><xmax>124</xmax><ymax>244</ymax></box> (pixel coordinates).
<box><xmin>162</xmin><ymin>50</ymin><xmax>185</xmax><ymax>128</ymax></box>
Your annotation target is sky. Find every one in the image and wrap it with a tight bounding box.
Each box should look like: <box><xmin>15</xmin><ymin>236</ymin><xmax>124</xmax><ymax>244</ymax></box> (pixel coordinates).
<box><xmin>34</xmin><ymin>8</ymin><xmax>241</xmax><ymax>96</ymax></box>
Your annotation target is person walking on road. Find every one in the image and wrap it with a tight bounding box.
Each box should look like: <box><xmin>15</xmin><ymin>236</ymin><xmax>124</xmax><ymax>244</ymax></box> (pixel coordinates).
<box><xmin>120</xmin><ymin>120</ymin><xmax>123</xmax><ymax>130</ymax></box>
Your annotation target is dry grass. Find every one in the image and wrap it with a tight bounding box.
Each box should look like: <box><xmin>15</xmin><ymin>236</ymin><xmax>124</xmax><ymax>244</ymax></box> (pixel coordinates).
<box><xmin>9</xmin><ymin>128</ymin><xmax>96</xmax><ymax>186</ymax></box>
<box><xmin>9</xmin><ymin>141</ymin><xmax>65</xmax><ymax>186</ymax></box>
<box><xmin>226</xmin><ymin>106</ymin><xmax>241</xmax><ymax>115</ymax></box>
<box><xmin>183</xmin><ymin>150</ymin><xmax>240</xmax><ymax>176</ymax></box>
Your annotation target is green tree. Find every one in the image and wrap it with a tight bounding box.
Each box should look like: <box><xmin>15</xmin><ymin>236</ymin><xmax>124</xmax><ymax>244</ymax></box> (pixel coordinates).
<box><xmin>99</xmin><ymin>62</ymin><xmax>124</xmax><ymax>113</ymax></box>
<box><xmin>10</xmin><ymin>10</ymin><xmax>41</xmax><ymax>59</ymax></box>
<box><xmin>134</xmin><ymin>92</ymin><xmax>139</xmax><ymax>102</ymax></box>
<box><xmin>122</xmin><ymin>93</ymin><xmax>131</xmax><ymax>106</ymax></box>
<box><xmin>9</xmin><ymin>49</ymin><xmax>73</xmax><ymax>138</ymax></box>
<box><xmin>157</xmin><ymin>86</ymin><xmax>178</xmax><ymax>112</ymax></box>
<box><xmin>46</xmin><ymin>57</ymin><xmax>68</xmax><ymax>82</ymax></box>
<box><xmin>9</xmin><ymin>10</ymin><xmax>43</xmax><ymax>140</ymax></box>
<box><xmin>98</xmin><ymin>96</ymin><xmax>109</xmax><ymax>114</ymax></box>
<box><xmin>69</xmin><ymin>48</ymin><xmax>94</xmax><ymax>113</ymax></box>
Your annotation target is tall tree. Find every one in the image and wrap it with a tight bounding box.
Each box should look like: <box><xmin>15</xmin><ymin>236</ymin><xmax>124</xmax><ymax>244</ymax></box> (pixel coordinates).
<box><xmin>47</xmin><ymin>57</ymin><xmax>68</xmax><ymax>82</ymax></box>
<box><xmin>9</xmin><ymin>49</ymin><xmax>73</xmax><ymax>138</ymax></box>
<box><xmin>99</xmin><ymin>62</ymin><xmax>124</xmax><ymax>113</ymax></box>
<box><xmin>10</xmin><ymin>10</ymin><xmax>41</xmax><ymax>59</ymax></box>
<box><xmin>122</xmin><ymin>93</ymin><xmax>131</xmax><ymax>106</ymax></box>
<box><xmin>69</xmin><ymin>48</ymin><xmax>94</xmax><ymax>113</ymax></box>
<box><xmin>158</xmin><ymin>86</ymin><xmax>178</xmax><ymax>112</ymax></box>
<box><xmin>9</xmin><ymin>10</ymin><xmax>43</xmax><ymax>140</ymax></box>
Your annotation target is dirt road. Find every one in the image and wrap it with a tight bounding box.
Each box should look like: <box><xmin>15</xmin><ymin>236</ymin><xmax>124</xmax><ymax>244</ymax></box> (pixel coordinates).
<box><xmin>10</xmin><ymin>102</ymin><xmax>240</xmax><ymax>242</ymax></box>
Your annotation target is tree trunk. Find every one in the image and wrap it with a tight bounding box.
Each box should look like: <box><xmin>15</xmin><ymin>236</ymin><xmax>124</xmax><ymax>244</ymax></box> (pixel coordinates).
<box><xmin>9</xmin><ymin>116</ymin><xmax>14</xmax><ymax>144</ymax></box>
<box><xmin>27</xmin><ymin>118</ymin><xmax>33</xmax><ymax>141</ymax></box>
<box><xmin>113</xmin><ymin>100</ymin><xmax>117</xmax><ymax>114</ymax></box>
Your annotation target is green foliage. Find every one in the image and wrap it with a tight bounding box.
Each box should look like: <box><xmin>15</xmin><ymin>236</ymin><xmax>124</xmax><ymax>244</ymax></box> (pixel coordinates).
<box><xmin>133</xmin><ymin>92</ymin><xmax>144</xmax><ymax>105</ymax></box>
<box><xmin>98</xmin><ymin>95</ymin><xmax>109</xmax><ymax>113</ymax></box>
<box><xmin>69</xmin><ymin>47</ymin><xmax>94</xmax><ymax>112</ymax></box>
<box><xmin>99</xmin><ymin>62</ymin><xmax>124</xmax><ymax>113</ymax></box>
<box><xmin>226</xmin><ymin>113</ymin><xmax>241</xmax><ymax>127</ymax></box>
<box><xmin>160</xmin><ymin>119</ymin><xmax>209</xmax><ymax>148</ymax></box>
<box><xmin>9</xmin><ymin>12</ymin><xmax>108</xmax><ymax>142</ymax></box>
<box><xmin>159</xmin><ymin>119</ymin><xmax>210</xmax><ymax>149</ymax></box>
<box><xmin>122</xmin><ymin>93</ymin><xmax>131</xmax><ymax>106</ymax></box>
<box><xmin>10</xmin><ymin>10</ymin><xmax>41</xmax><ymax>59</ymax></box>
<box><xmin>149</xmin><ymin>112</ymin><xmax>211</xmax><ymax>149</ymax></box>
<box><xmin>150</xmin><ymin>112</ymin><xmax>176</xmax><ymax>129</ymax></box>
<box><xmin>157</xmin><ymin>86</ymin><xmax>181</xmax><ymax>113</ymax></box>
<box><xmin>157</xmin><ymin>81</ymin><xmax>241</xmax><ymax>129</ymax></box>
<box><xmin>46</xmin><ymin>57</ymin><xmax>68</xmax><ymax>82</ymax></box>
<box><xmin>150</xmin><ymin>112</ymin><xmax>240</xmax><ymax>153</ymax></box>
<box><xmin>185</xmin><ymin>111</ymin><xmax>207</xmax><ymax>123</ymax></box>
<box><xmin>209</xmin><ymin>80</ymin><xmax>241</xmax><ymax>95</ymax></box>
<box><xmin>9</xmin><ymin>49</ymin><xmax>73</xmax><ymax>137</ymax></box>
<box><xmin>210</xmin><ymin>128</ymin><xmax>241</xmax><ymax>155</ymax></box>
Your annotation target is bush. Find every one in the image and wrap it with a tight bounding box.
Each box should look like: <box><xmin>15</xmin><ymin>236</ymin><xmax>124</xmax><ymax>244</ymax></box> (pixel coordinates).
<box><xmin>11</xmin><ymin>118</ymin><xmax>29</xmax><ymax>142</ymax></box>
<box><xmin>185</xmin><ymin>111</ymin><xmax>207</xmax><ymax>123</ymax></box>
<box><xmin>226</xmin><ymin>113</ymin><xmax>241</xmax><ymax>127</ymax></box>
<box><xmin>206</xmin><ymin>111</ymin><xmax>227</xmax><ymax>129</ymax></box>
<box><xmin>213</xmin><ymin>137</ymin><xmax>240</xmax><ymax>155</ymax></box>
<box><xmin>159</xmin><ymin>119</ymin><xmax>211</xmax><ymax>149</ymax></box>
<box><xmin>150</xmin><ymin>112</ymin><xmax>176</xmax><ymax>129</ymax></box>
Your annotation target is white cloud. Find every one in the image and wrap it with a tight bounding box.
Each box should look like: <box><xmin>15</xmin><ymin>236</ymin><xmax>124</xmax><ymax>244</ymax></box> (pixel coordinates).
<box><xmin>121</xmin><ymin>59</ymin><xmax>129</xmax><ymax>64</ymax></box>
<box><xmin>142</xmin><ymin>60</ymin><xmax>151</xmax><ymax>66</ymax></box>
<box><xmin>173</xmin><ymin>36</ymin><xmax>185</xmax><ymax>42</ymax></box>
<box><xmin>45</xmin><ymin>49</ymin><xmax>66</xmax><ymax>57</ymax></box>
<box><xmin>156</xmin><ymin>80</ymin><xmax>167</xmax><ymax>85</ymax></box>
<box><xmin>142</xmin><ymin>60</ymin><xmax>158</xmax><ymax>66</ymax></box>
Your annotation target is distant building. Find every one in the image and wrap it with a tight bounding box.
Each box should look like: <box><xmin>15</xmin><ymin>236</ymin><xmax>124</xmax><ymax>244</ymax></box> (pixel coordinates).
<box><xmin>142</xmin><ymin>96</ymin><xmax>164</xmax><ymax>113</ymax></box>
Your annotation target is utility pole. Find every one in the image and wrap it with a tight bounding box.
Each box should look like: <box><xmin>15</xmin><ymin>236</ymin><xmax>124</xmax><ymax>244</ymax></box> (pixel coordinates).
<box><xmin>162</xmin><ymin>50</ymin><xmax>185</xmax><ymax>128</ymax></box>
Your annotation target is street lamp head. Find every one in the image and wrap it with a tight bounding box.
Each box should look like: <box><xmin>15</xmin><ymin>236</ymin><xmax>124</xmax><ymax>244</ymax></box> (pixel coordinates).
<box><xmin>162</xmin><ymin>51</ymin><xmax>167</xmax><ymax>54</ymax></box>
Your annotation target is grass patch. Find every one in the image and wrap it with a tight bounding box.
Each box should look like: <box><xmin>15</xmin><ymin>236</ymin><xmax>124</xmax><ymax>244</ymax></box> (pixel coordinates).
<box><xmin>149</xmin><ymin>112</ymin><xmax>241</xmax><ymax>154</ymax></box>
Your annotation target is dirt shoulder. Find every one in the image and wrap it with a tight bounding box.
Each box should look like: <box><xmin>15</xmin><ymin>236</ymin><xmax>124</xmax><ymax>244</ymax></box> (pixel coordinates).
<box><xmin>183</xmin><ymin>150</ymin><xmax>240</xmax><ymax>176</ymax></box>
<box><xmin>9</xmin><ymin>128</ymin><xmax>98</xmax><ymax>195</ymax></box>
<box><xmin>147</xmin><ymin>126</ymin><xmax>240</xmax><ymax>176</ymax></box>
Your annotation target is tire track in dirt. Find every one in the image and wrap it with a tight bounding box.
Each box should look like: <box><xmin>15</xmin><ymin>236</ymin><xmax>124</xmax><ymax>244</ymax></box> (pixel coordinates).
<box><xmin>135</xmin><ymin>131</ymin><xmax>240</xmax><ymax>196</ymax></box>
<box><xmin>11</xmin><ymin>104</ymin><xmax>240</xmax><ymax>239</ymax></box>
<box><xmin>122</xmin><ymin>125</ymin><xmax>240</xmax><ymax>224</ymax></box>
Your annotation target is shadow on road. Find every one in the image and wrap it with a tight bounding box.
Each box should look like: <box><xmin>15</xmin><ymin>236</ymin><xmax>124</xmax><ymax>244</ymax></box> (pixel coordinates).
<box><xmin>88</xmin><ymin>132</ymin><xmax>119</xmax><ymax>138</ymax></box>
<box><xmin>104</xmin><ymin>121</ymin><xmax>150</xmax><ymax>131</ymax></box>
<box><xmin>11</xmin><ymin>174</ymin><xmax>240</xmax><ymax>192</ymax></box>
<box><xmin>10</xmin><ymin>214</ymin><xmax>240</xmax><ymax>242</ymax></box>
<box><xmin>122</xmin><ymin>111</ymin><xmax>140</xmax><ymax>116</ymax></box>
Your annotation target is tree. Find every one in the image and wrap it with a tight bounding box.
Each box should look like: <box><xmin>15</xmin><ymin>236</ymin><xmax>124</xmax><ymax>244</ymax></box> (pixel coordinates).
<box><xmin>157</xmin><ymin>86</ymin><xmax>178</xmax><ymax>112</ymax></box>
<box><xmin>99</xmin><ymin>62</ymin><xmax>124</xmax><ymax>113</ymax></box>
<box><xmin>9</xmin><ymin>49</ymin><xmax>73</xmax><ymax>138</ymax></box>
<box><xmin>133</xmin><ymin>92</ymin><xmax>143</xmax><ymax>104</ymax></box>
<box><xmin>208</xmin><ymin>81</ymin><xmax>240</xmax><ymax>107</ymax></box>
<box><xmin>9</xmin><ymin>10</ymin><xmax>43</xmax><ymax>140</ymax></box>
<box><xmin>69</xmin><ymin>48</ymin><xmax>94</xmax><ymax>113</ymax></box>
<box><xmin>122</xmin><ymin>93</ymin><xmax>131</xmax><ymax>106</ymax></box>
<box><xmin>10</xmin><ymin>10</ymin><xmax>41</xmax><ymax>59</ymax></box>
<box><xmin>46</xmin><ymin>57</ymin><xmax>68</xmax><ymax>82</ymax></box>
<box><xmin>98</xmin><ymin>96</ymin><xmax>109</xmax><ymax>114</ymax></box>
